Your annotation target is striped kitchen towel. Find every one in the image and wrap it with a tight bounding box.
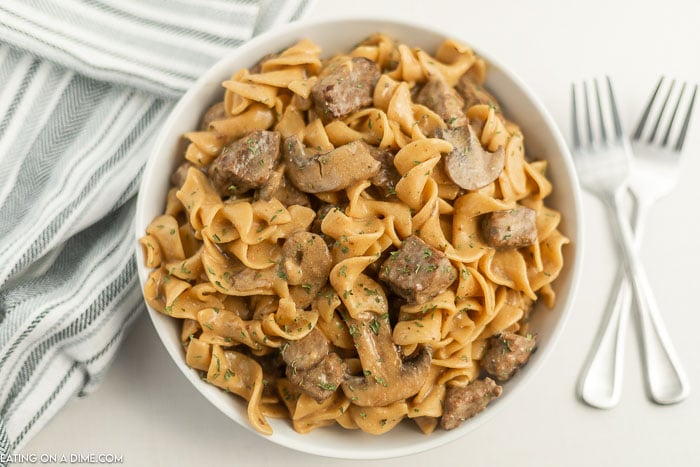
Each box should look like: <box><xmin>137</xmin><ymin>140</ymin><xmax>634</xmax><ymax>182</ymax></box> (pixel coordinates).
<box><xmin>0</xmin><ymin>0</ymin><xmax>314</xmax><ymax>462</ymax></box>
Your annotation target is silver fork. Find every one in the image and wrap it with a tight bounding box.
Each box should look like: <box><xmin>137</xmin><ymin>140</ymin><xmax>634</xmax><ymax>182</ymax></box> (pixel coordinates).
<box><xmin>579</xmin><ymin>78</ymin><xmax>695</xmax><ymax>408</ymax></box>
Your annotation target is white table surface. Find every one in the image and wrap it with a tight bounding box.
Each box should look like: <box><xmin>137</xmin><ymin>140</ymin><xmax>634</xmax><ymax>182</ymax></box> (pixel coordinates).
<box><xmin>21</xmin><ymin>1</ymin><xmax>700</xmax><ymax>466</ymax></box>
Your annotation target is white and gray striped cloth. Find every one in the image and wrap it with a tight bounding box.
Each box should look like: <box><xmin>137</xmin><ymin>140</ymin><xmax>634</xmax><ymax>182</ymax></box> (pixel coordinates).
<box><xmin>0</xmin><ymin>0</ymin><xmax>313</xmax><ymax>462</ymax></box>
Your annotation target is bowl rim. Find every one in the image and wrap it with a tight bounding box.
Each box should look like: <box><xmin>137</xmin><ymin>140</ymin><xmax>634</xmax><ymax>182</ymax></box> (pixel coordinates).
<box><xmin>134</xmin><ymin>14</ymin><xmax>584</xmax><ymax>460</ymax></box>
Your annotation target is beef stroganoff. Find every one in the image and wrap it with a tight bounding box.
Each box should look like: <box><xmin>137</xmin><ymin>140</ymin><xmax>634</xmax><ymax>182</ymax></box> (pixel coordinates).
<box><xmin>139</xmin><ymin>34</ymin><xmax>568</xmax><ymax>436</ymax></box>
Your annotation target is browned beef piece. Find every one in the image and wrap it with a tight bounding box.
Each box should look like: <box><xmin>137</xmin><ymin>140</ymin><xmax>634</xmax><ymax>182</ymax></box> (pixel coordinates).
<box><xmin>482</xmin><ymin>206</ymin><xmax>537</xmax><ymax>249</ymax></box>
<box><xmin>455</xmin><ymin>74</ymin><xmax>499</xmax><ymax>110</ymax></box>
<box><xmin>286</xmin><ymin>352</ymin><xmax>347</xmax><ymax>403</ymax></box>
<box><xmin>281</xmin><ymin>327</ymin><xmax>330</xmax><ymax>371</ymax></box>
<box><xmin>200</xmin><ymin>102</ymin><xmax>227</xmax><ymax>130</ymax></box>
<box><xmin>440</xmin><ymin>378</ymin><xmax>502</xmax><ymax>430</ymax></box>
<box><xmin>208</xmin><ymin>130</ymin><xmax>281</xmax><ymax>195</ymax></box>
<box><xmin>311</xmin><ymin>57</ymin><xmax>380</xmax><ymax>121</ymax></box>
<box><xmin>378</xmin><ymin>236</ymin><xmax>457</xmax><ymax>305</ymax></box>
<box><xmin>414</xmin><ymin>78</ymin><xmax>467</xmax><ymax>127</ymax></box>
<box><xmin>170</xmin><ymin>161</ymin><xmax>195</xmax><ymax>188</ymax></box>
<box><xmin>482</xmin><ymin>331</ymin><xmax>537</xmax><ymax>382</ymax></box>
<box><xmin>367</xmin><ymin>145</ymin><xmax>400</xmax><ymax>199</ymax></box>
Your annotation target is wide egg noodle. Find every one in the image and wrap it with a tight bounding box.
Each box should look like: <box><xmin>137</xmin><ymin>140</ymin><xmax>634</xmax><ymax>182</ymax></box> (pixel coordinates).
<box><xmin>139</xmin><ymin>36</ymin><xmax>569</xmax><ymax>436</ymax></box>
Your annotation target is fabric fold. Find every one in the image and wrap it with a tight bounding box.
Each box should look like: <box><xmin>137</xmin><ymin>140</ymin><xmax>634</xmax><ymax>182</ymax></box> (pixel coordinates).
<box><xmin>0</xmin><ymin>0</ymin><xmax>314</xmax><ymax>461</ymax></box>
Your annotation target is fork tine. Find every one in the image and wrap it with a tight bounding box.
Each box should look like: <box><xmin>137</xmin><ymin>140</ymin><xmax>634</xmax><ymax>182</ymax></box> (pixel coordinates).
<box><xmin>571</xmin><ymin>84</ymin><xmax>581</xmax><ymax>148</ymax></box>
<box><xmin>661</xmin><ymin>82</ymin><xmax>686</xmax><ymax>147</ymax></box>
<box><xmin>584</xmin><ymin>82</ymin><xmax>594</xmax><ymax>144</ymax></box>
<box><xmin>594</xmin><ymin>79</ymin><xmax>607</xmax><ymax>142</ymax></box>
<box><xmin>647</xmin><ymin>79</ymin><xmax>676</xmax><ymax>143</ymax></box>
<box><xmin>674</xmin><ymin>84</ymin><xmax>697</xmax><ymax>152</ymax></box>
<box><xmin>633</xmin><ymin>76</ymin><xmax>664</xmax><ymax>140</ymax></box>
<box><xmin>605</xmin><ymin>76</ymin><xmax>623</xmax><ymax>138</ymax></box>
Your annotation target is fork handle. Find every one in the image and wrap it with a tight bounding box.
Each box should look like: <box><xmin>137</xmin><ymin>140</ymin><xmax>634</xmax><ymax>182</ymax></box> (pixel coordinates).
<box><xmin>604</xmin><ymin>193</ymin><xmax>691</xmax><ymax>405</ymax></box>
<box><xmin>579</xmin><ymin>200</ymin><xmax>645</xmax><ymax>409</ymax></box>
<box><xmin>579</xmin><ymin>268</ymin><xmax>632</xmax><ymax>409</ymax></box>
<box><xmin>579</xmin><ymin>264</ymin><xmax>631</xmax><ymax>409</ymax></box>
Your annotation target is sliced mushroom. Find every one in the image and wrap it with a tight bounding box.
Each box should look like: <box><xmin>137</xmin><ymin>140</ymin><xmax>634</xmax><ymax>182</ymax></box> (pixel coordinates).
<box><xmin>455</xmin><ymin>74</ymin><xmax>499</xmax><ymax>111</ymax></box>
<box><xmin>283</xmin><ymin>136</ymin><xmax>381</xmax><ymax>193</ymax></box>
<box><xmin>435</xmin><ymin>125</ymin><xmax>505</xmax><ymax>191</ymax></box>
<box><xmin>170</xmin><ymin>161</ymin><xmax>198</xmax><ymax>188</ymax></box>
<box><xmin>340</xmin><ymin>311</ymin><xmax>431</xmax><ymax>407</ymax></box>
<box><xmin>414</xmin><ymin>77</ymin><xmax>467</xmax><ymax>128</ymax></box>
<box><xmin>367</xmin><ymin>145</ymin><xmax>400</xmax><ymax>199</ymax></box>
<box><xmin>281</xmin><ymin>231</ymin><xmax>332</xmax><ymax>309</ymax></box>
<box><xmin>202</xmin><ymin>237</ymin><xmax>278</xmax><ymax>295</ymax></box>
<box><xmin>200</xmin><ymin>101</ymin><xmax>227</xmax><ymax>130</ymax></box>
<box><xmin>255</xmin><ymin>164</ymin><xmax>310</xmax><ymax>207</ymax></box>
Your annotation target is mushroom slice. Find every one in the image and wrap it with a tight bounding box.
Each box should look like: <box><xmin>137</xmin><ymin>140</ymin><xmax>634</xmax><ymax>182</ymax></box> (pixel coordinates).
<box><xmin>435</xmin><ymin>125</ymin><xmax>505</xmax><ymax>191</ymax></box>
<box><xmin>283</xmin><ymin>136</ymin><xmax>381</xmax><ymax>193</ymax></box>
<box><xmin>200</xmin><ymin>101</ymin><xmax>227</xmax><ymax>130</ymax></box>
<box><xmin>414</xmin><ymin>77</ymin><xmax>467</xmax><ymax>128</ymax></box>
<box><xmin>455</xmin><ymin>74</ymin><xmax>499</xmax><ymax>111</ymax></box>
<box><xmin>281</xmin><ymin>231</ymin><xmax>332</xmax><ymax>309</ymax></box>
<box><xmin>340</xmin><ymin>311</ymin><xmax>431</xmax><ymax>407</ymax></box>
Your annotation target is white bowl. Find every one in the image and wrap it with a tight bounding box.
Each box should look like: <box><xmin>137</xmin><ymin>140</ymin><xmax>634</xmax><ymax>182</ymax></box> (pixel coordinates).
<box><xmin>134</xmin><ymin>16</ymin><xmax>583</xmax><ymax>460</ymax></box>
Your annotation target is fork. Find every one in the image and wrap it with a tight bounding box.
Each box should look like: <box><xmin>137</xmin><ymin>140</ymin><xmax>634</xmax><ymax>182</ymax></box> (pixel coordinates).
<box><xmin>578</xmin><ymin>78</ymin><xmax>695</xmax><ymax>408</ymax></box>
<box><xmin>570</xmin><ymin>77</ymin><xmax>689</xmax><ymax>408</ymax></box>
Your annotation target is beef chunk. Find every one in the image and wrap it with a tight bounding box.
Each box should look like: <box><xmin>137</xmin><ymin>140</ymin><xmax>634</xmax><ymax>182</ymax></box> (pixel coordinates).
<box><xmin>482</xmin><ymin>206</ymin><xmax>537</xmax><ymax>249</ymax></box>
<box><xmin>208</xmin><ymin>130</ymin><xmax>281</xmax><ymax>195</ymax></box>
<box><xmin>200</xmin><ymin>102</ymin><xmax>227</xmax><ymax>130</ymax></box>
<box><xmin>281</xmin><ymin>327</ymin><xmax>329</xmax><ymax>371</ymax></box>
<box><xmin>311</xmin><ymin>57</ymin><xmax>380</xmax><ymax>121</ymax></box>
<box><xmin>287</xmin><ymin>352</ymin><xmax>347</xmax><ymax>403</ymax></box>
<box><xmin>455</xmin><ymin>74</ymin><xmax>499</xmax><ymax>110</ymax></box>
<box><xmin>414</xmin><ymin>78</ymin><xmax>467</xmax><ymax>127</ymax></box>
<box><xmin>440</xmin><ymin>378</ymin><xmax>502</xmax><ymax>430</ymax></box>
<box><xmin>367</xmin><ymin>145</ymin><xmax>400</xmax><ymax>199</ymax></box>
<box><xmin>379</xmin><ymin>236</ymin><xmax>457</xmax><ymax>304</ymax></box>
<box><xmin>482</xmin><ymin>331</ymin><xmax>537</xmax><ymax>382</ymax></box>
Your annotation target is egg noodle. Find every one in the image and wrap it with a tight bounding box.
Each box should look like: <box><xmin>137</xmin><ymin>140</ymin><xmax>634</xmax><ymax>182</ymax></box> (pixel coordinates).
<box><xmin>139</xmin><ymin>34</ymin><xmax>568</xmax><ymax>436</ymax></box>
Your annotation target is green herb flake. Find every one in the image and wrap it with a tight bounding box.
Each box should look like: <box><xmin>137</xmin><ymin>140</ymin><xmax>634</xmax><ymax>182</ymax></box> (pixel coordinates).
<box><xmin>369</xmin><ymin>319</ymin><xmax>381</xmax><ymax>336</ymax></box>
<box><xmin>317</xmin><ymin>382</ymin><xmax>337</xmax><ymax>391</ymax></box>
